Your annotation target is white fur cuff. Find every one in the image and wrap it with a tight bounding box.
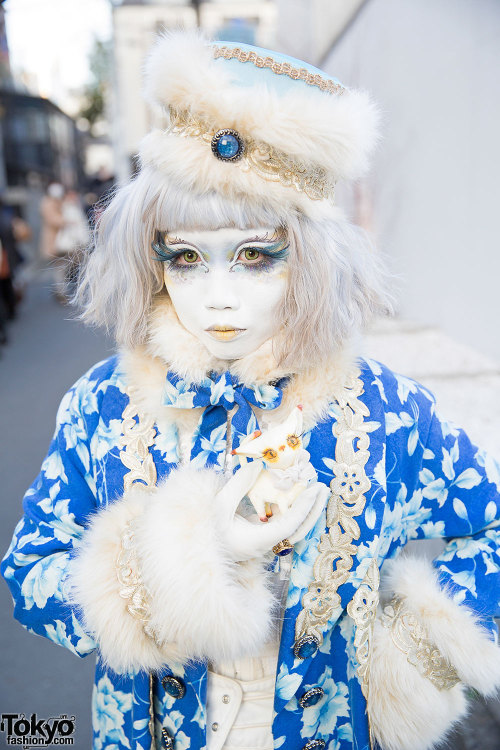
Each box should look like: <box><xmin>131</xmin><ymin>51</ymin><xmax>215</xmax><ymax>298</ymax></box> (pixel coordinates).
<box><xmin>69</xmin><ymin>488</ymin><xmax>167</xmax><ymax>673</ymax></box>
<box><xmin>70</xmin><ymin>466</ymin><xmax>275</xmax><ymax>673</ymax></box>
<box><xmin>133</xmin><ymin>466</ymin><xmax>275</xmax><ymax>665</ymax></box>
<box><xmin>369</xmin><ymin>617</ymin><xmax>467</xmax><ymax>750</ymax></box>
<box><xmin>368</xmin><ymin>554</ymin><xmax>500</xmax><ymax>750</ymax></box>
<box><xmin>385</xmin><ymin>555</ymin><xmax>500</xmax><ymax>695</ymax></box>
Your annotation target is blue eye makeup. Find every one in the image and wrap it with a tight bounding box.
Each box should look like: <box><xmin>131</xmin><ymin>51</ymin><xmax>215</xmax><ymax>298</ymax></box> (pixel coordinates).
<box><xmin>152</xmin><ymin>232</ymin><xmax>203</xmax><ymax>270</ymax></box>
<box><xmin>152</xmin><ymin>229</ymin><xmax>289</xmax><ymax>275</ymax></box>
<box><xmin>231</xmin><ymin>231</ymin><xmax>289</xmax><ymax>272</ymax></box>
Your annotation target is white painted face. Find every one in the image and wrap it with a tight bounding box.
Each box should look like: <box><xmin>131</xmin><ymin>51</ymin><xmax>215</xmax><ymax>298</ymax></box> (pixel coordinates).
<box><xmin>156</xmin><ymin>226</ymin><xmax>289</xmax><ymax>360</ymax></box>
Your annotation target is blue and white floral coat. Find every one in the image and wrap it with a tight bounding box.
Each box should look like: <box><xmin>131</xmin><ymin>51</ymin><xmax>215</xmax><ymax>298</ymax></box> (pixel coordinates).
<box><xmin>3</xmin><ymin>306</ymin><xmax>500</xmax><ymax>750</ymax></box>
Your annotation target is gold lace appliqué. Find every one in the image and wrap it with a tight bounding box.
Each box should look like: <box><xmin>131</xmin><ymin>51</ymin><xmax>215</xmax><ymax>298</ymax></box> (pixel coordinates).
<box><xmin>295</xmin><ymin>367</ymin><xmax>372</xmax><ymax>644</ymax></box>
<box><xmin>117</xmin><ymin>388</ymin><xmax>158</xmax><ymax>637</ymax></box>
<box><xmin>347</xmin><ymin>558</ymin><xmax>380</xmax><ymax>699</ymax></box>
<box><xmin>212</xmin><ymin>46</ymin><xmax>345</xmax><ymax>96</ymax></box>
<box><xmin>117</xmin><ymin>387</ymin><xmax>159</xmax><ymax>748</ymax></box>
<box><xmin>119</xmin><ymin>390</ymin><xmax>157</xmax><ymax>491</ymax></box>
<box><xmin>116</xmin><ymin>519</ymin><xmax>162</xmax><ymax>647</ymax></box>
<box><xmin>165</xmin><ymin>107</ymin><xmax>336</xmax><ymax>202</ymax></box>
<box><xmin>381</xmin><ymin>596</ymin><xmax>460</xmax><ymax>691</ymax></box>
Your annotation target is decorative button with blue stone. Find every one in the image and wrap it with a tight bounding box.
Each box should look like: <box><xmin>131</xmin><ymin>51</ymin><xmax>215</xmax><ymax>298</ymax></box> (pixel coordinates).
<box><xmin>293</xmin><ymin>634</ymin><xmax>320</xmax><ymax>659</ymax></box>
<box><xmin>161</xmin><ymin>674</ymin><xmax>186</xmax><ymax>699</ymax></box>
<box><xmin>161</xmin><ymin>727</ymin><xmax>174</xmax><ymax>749</ymax></box>
<box><xmin>303</xmin><ymin>740</ymin><xmax>326</xmax><ymax>750</ymax></box>
<box><xmin>211</xmin><ymin>129</ymin><xmax>244</xmax><ymax>161</ymax></box>
<box><xmin>299</xmin><ymin>687</ymin><xmax>325</xmax><ymax>708</ymax></box>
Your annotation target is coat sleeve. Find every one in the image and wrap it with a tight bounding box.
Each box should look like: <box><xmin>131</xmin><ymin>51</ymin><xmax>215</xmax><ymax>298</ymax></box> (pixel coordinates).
<box><xmin>369</xmin><ymin>368</ymin><xmax>500</xmax><ymax>750</ymax></box>
<box><xmin>1</xmin><ymin>383</ymin><xmax>98</xmax><ymax>658</ymax></box>
<box><xmin>377</xmin><ymin>363</ymin><xmax>500</xmax><ymax>630</ymax></box>
<box><xmin>402</xmin><ymin>395</ymin><xmax>500</xmax><ymax>633</ymax></box>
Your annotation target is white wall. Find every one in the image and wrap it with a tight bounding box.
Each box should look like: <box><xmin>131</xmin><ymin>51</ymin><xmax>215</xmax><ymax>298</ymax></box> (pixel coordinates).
<box><xmin>322</xmin><ymin>0</ymin><xmax>500</xmax><ymax>362</ymax></box>
<box><xmin>276</xmin><ymin>0</ymin><xmax>365</xmax><ymax>64</ymax></box>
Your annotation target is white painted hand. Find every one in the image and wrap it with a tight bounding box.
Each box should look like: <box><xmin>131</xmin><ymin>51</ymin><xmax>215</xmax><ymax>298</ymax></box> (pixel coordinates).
<box><xmin>215</xmin><ymin>464</ymin><xmax>330</xmax><ymax>561</ymax></box>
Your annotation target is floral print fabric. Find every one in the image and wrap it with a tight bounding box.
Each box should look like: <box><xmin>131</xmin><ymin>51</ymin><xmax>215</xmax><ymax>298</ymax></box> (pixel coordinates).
<box><xmin>2</xmin><ymin>355</ymin><xmax>500</xmax><ymax>750</ymax></box>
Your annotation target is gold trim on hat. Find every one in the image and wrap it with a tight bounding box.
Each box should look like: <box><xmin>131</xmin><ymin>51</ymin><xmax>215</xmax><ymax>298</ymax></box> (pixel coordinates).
<box><xmin>165</xmin><ymin>107</ymin><xmax>336</xmax><ymax>202</ymax></box>
<box><xmin>213</xmin><ymin>46</ymin><xmax>345</xmax><ymax>96</ymax></box>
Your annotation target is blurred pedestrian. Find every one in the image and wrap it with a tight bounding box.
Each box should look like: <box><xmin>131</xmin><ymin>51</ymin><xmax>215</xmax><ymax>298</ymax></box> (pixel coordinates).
<box><xmin>0</xmin><ymin>196</ymin><xmax>28</xmax><ymax>337</ymax></box>
<box><xmin>39</xmin><ymin>183</ymin><xmax>65</xmax><ymax>300</ymax></box>
<box><xmin>55</xmin><ymin>190</ymin><xmax>90</xmax><ymax>298</ymax></box>
<box><xmin>39</xmin><ymin>182</ymin><xmax>65</xmax><ymax>260</ymax></box>
<box><xmin>0</xmin><ymin>239</ymin><xmax>8</xmax><ymax>345</ymax></box>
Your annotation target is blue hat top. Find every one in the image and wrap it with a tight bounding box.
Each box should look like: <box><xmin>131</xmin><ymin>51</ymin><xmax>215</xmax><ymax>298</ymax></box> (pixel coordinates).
<box><xmin>211</xmin><ymin>41</ymin><xmax>345</xmax><ymax>97</ymax></box>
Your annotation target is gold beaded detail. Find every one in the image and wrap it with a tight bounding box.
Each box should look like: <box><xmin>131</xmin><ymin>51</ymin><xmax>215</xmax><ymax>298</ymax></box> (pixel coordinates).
<box><xmin>165</xmin><ymin>107</ymin><xmax>336</xmax><ymax>202</ymax></box>
<box><xmin>213</xmin><ymin>46</ymin><xmax>345</xmax><ymax>96</ymax></box>
<box><xmin>382</xmin><ymin>596</ymin><xmax>460</xmax><ymax>691</ymax></box>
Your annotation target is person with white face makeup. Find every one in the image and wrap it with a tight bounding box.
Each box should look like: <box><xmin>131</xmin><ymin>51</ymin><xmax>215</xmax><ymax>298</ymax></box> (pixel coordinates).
<box><xmin>3</xmin><ymin>31</ymin><xmax>500</xmax><ymax>750</ymax></box>
<box><xmin>157</xmin><ymin>227</ymin><xmax>290</xmax><ymax>361</ymax></box>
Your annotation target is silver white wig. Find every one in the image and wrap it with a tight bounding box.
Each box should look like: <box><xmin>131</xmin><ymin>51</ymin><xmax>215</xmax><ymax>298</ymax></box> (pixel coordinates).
<box><xmin>75</xmin><ymin>166</ymin><xmax>392</xmax><ymax>369</ymax></box>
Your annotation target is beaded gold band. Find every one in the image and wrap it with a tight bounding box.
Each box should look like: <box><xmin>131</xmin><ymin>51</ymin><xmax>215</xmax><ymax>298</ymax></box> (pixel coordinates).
<box><xmin>165</xmin><ymin>107</ymin><xmax>336</xmax><ymax>202</ymax></box>
<box><xmin>212</xmin><ymin>46</ymin><xmax>345</xmax><ymax>96</ymax></box>
<box><xmin>381</xmin><ymin>596</ymin><xmax>460</xmax><ymax>691</ymax></box>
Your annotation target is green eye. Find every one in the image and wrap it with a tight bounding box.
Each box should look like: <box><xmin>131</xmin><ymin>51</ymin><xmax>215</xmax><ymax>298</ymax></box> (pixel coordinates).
<box><xmin>243</xmin><ymin>248</ymin><xmax>260</xmax><ymax>261</ymax></box>
<box><xmin>182</xmin><ymin>250</ymin><xmax>198</xmax><ymax>263</ymax></box>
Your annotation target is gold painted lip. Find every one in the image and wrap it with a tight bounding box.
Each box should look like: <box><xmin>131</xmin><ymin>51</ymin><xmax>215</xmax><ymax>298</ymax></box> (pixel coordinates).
<box><xmin>206</xmin><ymin>326</ymin><xmax>245</xmax><ymax>341</ymax></box>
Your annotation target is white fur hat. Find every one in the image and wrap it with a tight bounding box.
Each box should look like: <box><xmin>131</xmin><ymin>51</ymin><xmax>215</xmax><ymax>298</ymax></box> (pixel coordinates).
<box><xmin>140</xmin><ymin>31</ymin><xmax>380</xmax><ymax>220</ymax></box>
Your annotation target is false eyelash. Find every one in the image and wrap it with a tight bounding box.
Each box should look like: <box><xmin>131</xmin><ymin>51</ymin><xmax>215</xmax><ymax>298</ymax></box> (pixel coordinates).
<box><xmin>233</xmin><ymin>245</ymin><xmax>290</xmax><ymax>267</ymax></box>
<box><xmin>252</xmin><ymin>245</ymin><xmax>290</xmax><ymax>261</ymax></box>
<box><xmin>151</xmin><ymin>232</ymin><xmax>188</xmax><ymax>263</ymax></box>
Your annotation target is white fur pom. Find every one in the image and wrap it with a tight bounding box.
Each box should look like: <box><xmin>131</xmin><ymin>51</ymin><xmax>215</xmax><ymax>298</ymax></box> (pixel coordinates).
<box><xmin>134</xmin><ymin>466</ymin><xmax>276</xmax><ymax>664</ymax></box>
<box><xmin>369</xmin><ymin>618</ymin><xmax>468</xmax><ymax>750</ymax></box>
<box><xmin>386</xmin><ymin>555</ymin><xmax>500</xmax><ymax>695</ymax></box>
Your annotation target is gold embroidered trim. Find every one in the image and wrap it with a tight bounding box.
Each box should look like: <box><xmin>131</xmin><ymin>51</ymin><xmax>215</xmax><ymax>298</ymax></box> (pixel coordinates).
<box><xmin>212</xmin><ymin>46</ymin><xmax>345</xmax><ymax>96</ymax></box>
<box><xmin>382</xmin><ymin>596</ymin><xmax>460</xmax><ymax>691</ymax></box>
<box><xmin>116</xmin><ymin>519</ymin><xmax>161</xmax><ymax>646</ymax></box>
<box><xmin>347</xmin><ymin>558</ymin><xmax>380</xmax><ymax>699</ymax></box>
<box><xmin>166</xmin><ymin>107</ymin><xmax>336</xmax><ymax>202</ymax></box>
<box><xmin>118</xmin><ymin>388</ymin><xmax>159</xmax><ymax>748</ymax></box>
<box><xmin>119</xmin><ymin>388</ymin><xmax>157</xmax><ymax>491</ymax></box>
<box><xmin>295</xmin><ymin>367</ymin><xmax>371</xmax><ymax>645</ymax></box>
<box><xmin>117</xmin><ymin>389</ymin><xmax>158</xmax><ymax>639</ymax></box>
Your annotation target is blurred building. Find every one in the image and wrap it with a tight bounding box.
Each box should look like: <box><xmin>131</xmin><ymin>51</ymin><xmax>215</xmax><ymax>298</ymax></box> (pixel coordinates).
<box><xmin>0</xmin><ymin>0</ymin><xmax>84</xmax><ymax>262</ymax></box>
<box><xmin>111</xmin><ymin>0</ymin><xmax>277</xmax><ymax>181</ymax></box>
<box><xmin>0</xmin><ymin>92</ymin><xmax>83</xmax><ymax>190</ymax></box>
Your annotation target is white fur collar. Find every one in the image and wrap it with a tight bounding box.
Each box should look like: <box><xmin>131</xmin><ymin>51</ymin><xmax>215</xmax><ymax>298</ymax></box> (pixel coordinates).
<box><xmin>120</xmin><ymin>296</ymin><xmax>357</xmax><ymax>432</ymax></box>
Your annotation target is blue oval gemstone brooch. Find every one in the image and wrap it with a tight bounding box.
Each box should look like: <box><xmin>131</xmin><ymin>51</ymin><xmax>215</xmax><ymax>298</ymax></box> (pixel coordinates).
<box><xmin>211</xmin><ymin>129</ymin><xmax>245</xmax><ymax>161</ymax></box>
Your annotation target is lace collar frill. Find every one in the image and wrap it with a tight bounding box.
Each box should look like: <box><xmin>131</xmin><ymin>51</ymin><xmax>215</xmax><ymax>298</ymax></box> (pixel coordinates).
<box><xmin>119</xmin><ymin>296</ymin><xmax>358</xmax><ymax>434</ymax></box>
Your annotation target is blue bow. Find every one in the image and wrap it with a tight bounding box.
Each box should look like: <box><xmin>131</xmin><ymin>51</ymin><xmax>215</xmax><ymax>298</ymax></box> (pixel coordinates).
<box><xmin>163</xmin><ymin>371</ymin><xmax>288</xmax><ymax>467</ymax></box>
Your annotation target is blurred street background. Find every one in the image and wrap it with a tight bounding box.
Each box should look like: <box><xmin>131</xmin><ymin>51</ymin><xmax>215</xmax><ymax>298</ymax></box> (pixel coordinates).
<box><xmin>0</xmin><ymin>0</ymin><xmax>499</xmax><ymax>747</ymax></box>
